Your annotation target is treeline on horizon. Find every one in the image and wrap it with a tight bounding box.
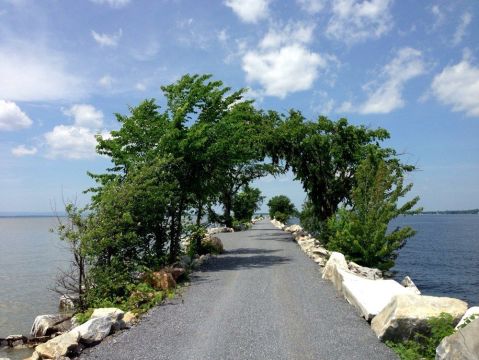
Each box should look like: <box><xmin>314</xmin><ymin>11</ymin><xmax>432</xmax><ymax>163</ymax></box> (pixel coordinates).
<box><xmin>57</xmin><ymin>74</ymin><xmax>421</xmax><ymax>311</ymax></box>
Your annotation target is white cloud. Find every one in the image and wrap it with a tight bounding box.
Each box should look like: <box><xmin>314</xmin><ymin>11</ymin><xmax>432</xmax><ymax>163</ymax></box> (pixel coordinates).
<box><xmin>218</xmin><ymin>29</ymin><xmax>229</xmax><ymax>43</ymax></box>
<box><xmin>311</xmin><ymin>90</ymin><xmax>335</xmax><ymax>115</ymax></box>
<box><xmin>224</xmin><ymin>0</ymin><xmax>270</xmax><ymax>23</ymax></box>
<box><xmin>63</xmin><ymin>104</ymin><xmax>104</xmax><ymax>129</ymax></box>
<box><xmin>91</xmin><ymin>29</ymin><xmax>122</xmax><ymax>47</ymax></box>
<box><xmin>98</xmin><ymin>75</ymin><xmax>114</xmax><ymax>88</ymax></box>
<box><xmin>431</xmin><ymin>5</ymin><xmax>445</xmax><ymax>29</ymax></box>
<box><xmin>44</xmin><ymin>125</ymin><xmax>107</xmax><ymax>159</ymax></box>
<box><xmin>135</xmin><ymin>82</ymin><xmax>146</xmax><ymax>91</ymax></box>
<box><xmin>242</xmin><ymin>22</ymin><xmax>328</xmax><ymax>98</ymax></box>
<box><xmin>431</xmin><ymin>56</ymin><xmax>479</xmax><ymax>117</ymax></box>
<box><xmin>452</xmin><ymin>12</ymin><xmax>472</xmax><ymax>46</ymax></box>
<box><xmin>243</xmin><ymin>44</ymin><xmax>325</xmax><ymax>98</ymax></box>
<box><xmin>0</xmin><ymin>42</ymin><xmax>85</xmax><ymax>101</ymax></box>
<box><xmin>297</xmin><ymin>0</ymin><xmax>325</xmax><ymax>14</ymax></box>
<box><xmin>358</xmin><ymin>48</ymin><xmax>425</xmax><ymax>114</ymax></box>
<box><xmin>326</xmin><ymin>0</ymin><xmax>393</xmax><ymax>44</ymax></box>
<box><xmin>259</xmin><ymin>22</ymin><xmax>315</xmax><ymax>49</ymax></box>
<box><xmin>89</xmin><ymin>0</ymin><xmax>130</xmax><ymax>8</ymax></box>
<box><xmin>0</xmin><ymin>100</ymin><xmax>33</xmax><ymax>131</ymax></box>
<box><xmin>11</xmin><ymin>145</ymin><xmax>37</xmax><ymax>157</ymax></box>
<box><xmin>340</xmin><ymin>48</ymin><xmax>425</xmax><ymax>114</ymax></box>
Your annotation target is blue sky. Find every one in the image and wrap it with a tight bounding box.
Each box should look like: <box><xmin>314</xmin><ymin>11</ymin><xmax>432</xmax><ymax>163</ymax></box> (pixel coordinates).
<box><xmin>0</xmin><ymin>0</ymin><xmax>478</xmax><ymax>213</ymax></box>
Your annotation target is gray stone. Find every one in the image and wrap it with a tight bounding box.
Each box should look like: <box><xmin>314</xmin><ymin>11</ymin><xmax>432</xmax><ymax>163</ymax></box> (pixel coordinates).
<box><xmin>35</xmin><ymin>331</ymin><xmax>80</xmax><ymax>359</ymax></box>
<box><xmin>348</xmin><ymin>261</ymin><xmax>383</xmax><ymax>280</ymax></box>
<box><xmin>91</xmin><ymin>307</ymin><xmax>125</xmax><ymax>331</ymax></box>
<box><xmin>400</xmin><ymin>275</ymin><xmax>421</xmax><ymax>295</ymax></box>
<box><xmin>59</xmin><ymin>294</ymin><xmax>76</xmax><ymax>311</ymax></box>
<box><xmin>73</xmin><ymin>317</ymin><xmax>113</xmax><ymax>344</ymax></box>
<box><xmin>31</xmin><ymin>314</ymin><xmax>72</xmax><ymax>337</ymax></box>
<box><xmin>371</xmin><ymin>294</ymin><xmax>468</xmax><ymax>341</ymax></box>
<box><xmin>436</xmin><ymin>317</ymin><xmax>479</xmax><ymax>360</ymax></box>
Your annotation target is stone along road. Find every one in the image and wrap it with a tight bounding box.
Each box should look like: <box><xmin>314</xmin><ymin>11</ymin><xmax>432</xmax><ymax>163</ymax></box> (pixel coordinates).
<box><xmin>81</xmin><ymin>220</ymin><xmax>397</xmax><ymax>360</ymax></box>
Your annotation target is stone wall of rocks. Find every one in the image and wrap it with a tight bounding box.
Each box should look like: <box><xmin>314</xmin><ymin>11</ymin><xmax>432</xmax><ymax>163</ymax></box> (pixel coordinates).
<box><xmin>271</xmin><ymin>219</ymin><xmax>478</xmax><ymax>360</ymax></box>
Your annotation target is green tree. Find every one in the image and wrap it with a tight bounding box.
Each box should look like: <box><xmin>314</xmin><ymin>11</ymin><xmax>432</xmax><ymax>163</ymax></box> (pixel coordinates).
<box><xmin>267</xmin><ymin>195</ymin><xmax>297</xmax><ymax>223</ymax></box>
<box><xmin>327</xmin><ymin>154</ymin><xmax>421</xmax><ymax>270</ymax></box>
<box><xmin>232</xmin><ymin>185</ymin><xmax>264</xmax><ymax>223</ymax></box>
<box><xmin>268</xmin><ymin>111</ymin><xmax>411</xmax><ymax>241</ymax></box>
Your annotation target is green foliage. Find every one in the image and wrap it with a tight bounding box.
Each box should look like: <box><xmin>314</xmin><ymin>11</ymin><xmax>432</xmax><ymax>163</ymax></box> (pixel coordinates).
<box><xmin>125</xmin><ymin>282</ymin><xmax>164</xmax><ymax>314</ymax></box>
<box><xmin>327</xmin><ymin>155</ymin><xmax>421</xmax><ymax>270</ymax></box>
<box><xmin>232</xmin><ymin>185</ymin><xmax>264</xmax><ymax>223</ymax></box>
<box><xmin>268</xmin><ymin>112</ymin><xmax>412</xmax><ymax>242</ymax></box>
<box><xmin>267</xmin><ymin>195</ymin><xmax>296</xmax><ymax>223</ymax></box>
<box><xmin>74</xmin><ymin>308</ymin><xmax>94</xmax><ymax>325</ymax></box>
<box><xmin>386</xmin><ymin>313</ymin><xmax>455</xmax><ymax>360</ymax></box>
<box><xmin>186</xmin><ymin>225</ymin><xmax>207</xmax><ymax>258</ymax></box>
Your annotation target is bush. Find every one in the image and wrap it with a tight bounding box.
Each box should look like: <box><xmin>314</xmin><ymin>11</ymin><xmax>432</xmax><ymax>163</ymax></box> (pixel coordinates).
<box><xmin>386</xmin><ymin>313</ymin><xmax>455</xmax><ymax>360</ymax></box>
<box><xmin>326</xmin><ymin>156</ymin><xmax>420</xmax><ymax>270</ymax></box>
<box><xmin>232</xmin><ymin>186</ymin><xmax>264</xmax><ymax>223</ymax></box>
<box><xmin>267</xmin><ymin>195</ymin><xmax>296</xmax><ymax>223</ymax></box>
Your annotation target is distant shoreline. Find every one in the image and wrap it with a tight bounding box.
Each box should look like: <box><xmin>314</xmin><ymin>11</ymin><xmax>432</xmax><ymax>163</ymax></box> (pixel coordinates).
<box><xmin>421</xmin><ymin>209</ymin><xmax>478</xmax><ymax>215</ymax></box>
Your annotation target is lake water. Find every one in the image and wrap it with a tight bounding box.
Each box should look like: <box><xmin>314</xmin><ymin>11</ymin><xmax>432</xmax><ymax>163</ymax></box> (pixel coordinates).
<box><xmin>0</xmin><ymin>217</ymin><xmax>69</xmax><ymax>359</ymax></box>
<box><xmin>0</xmin><ymin>215</ymin><xmax>478</xmax><ymax>357</ymax></box>
<box><xmin>391</xmin><ymin>214</ymin><xmax>479</xmax><ymax>306</ymax></box>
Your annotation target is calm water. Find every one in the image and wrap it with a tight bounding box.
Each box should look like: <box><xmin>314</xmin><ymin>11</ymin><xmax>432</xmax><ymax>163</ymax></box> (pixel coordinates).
<box><xmin>0</xmin><ymin>217</ymin><xmax>69</xmax><ymax>338</ymax></box>
<box><xmin>391</xmin><ymin>214</ymin><xmax>479</xmax><ymax>306</ymax></box>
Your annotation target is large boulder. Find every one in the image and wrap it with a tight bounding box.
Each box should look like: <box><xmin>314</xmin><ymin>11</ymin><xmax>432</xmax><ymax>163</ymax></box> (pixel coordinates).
<box><xmin>59</xmin><ymin>295</ymin><xmax>76</xmax><ymax>311</ymax></box>
<box><xmin>201</xmin><ymin>236</ymin><xmax>224</xmax><ymax>254</ymax></box>
<box><xmin>147</xmin><ymin>271</ymin><xmax>177</xmax><ymax>291</ymax></box>
<box><xmin>72</xmin><ymin>316</ymin><xmax>113</xmax><ymax>344</ymax></box>
<box><xmin>436</xmin><ymin>317</ymin><xmax>479</xmax><ymax>360</ymax></box>
<box><xmin>455</xmin><ymin>306</ymin><xmax>479</xmax><ymax>330</ymax></box>
<box><xmin>91</xmin><ymin>307</ymin><xmax>125</xmax><ymax>331</ymax></box>
<box><xmin>348</xmin><ymin>261</ymin><xmax>383</xmax><ymax>280</ymax></box>
<box><xmin>341</xmin><ymin>275</ymin><xmax>412</xmax><ymax>320</ymax></box>
<box><xmin>35</xmin><ymin>331</ymin><xmax>80</xmax><ymax>359</ymax></box>
<box><xmin>371</xmin><ymin>294</ymin><xmax>468</xmax><ymax>341</ymax></box>
<box><xmin>31</xmin><ymin>314</ymin><xmax>72</xmax><ymax>337</ymax></box>
<box><xmin>322</xmin><ymin>252</ymin><xmax>348</xmax><ymax>287</ymax></box>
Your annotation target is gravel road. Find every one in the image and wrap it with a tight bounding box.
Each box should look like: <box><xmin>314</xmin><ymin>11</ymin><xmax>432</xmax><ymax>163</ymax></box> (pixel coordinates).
<box><xmin>81</xmin><ymin>220</ymin><xmax>397</xmax><ymax>360</ymax></box>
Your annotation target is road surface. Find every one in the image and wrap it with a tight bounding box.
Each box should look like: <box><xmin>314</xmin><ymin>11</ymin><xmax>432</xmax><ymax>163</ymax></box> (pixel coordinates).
<box><xmin>81</xmin><ymin>220</ymin><xmax>397</xmax><ymax>360</ymax></box>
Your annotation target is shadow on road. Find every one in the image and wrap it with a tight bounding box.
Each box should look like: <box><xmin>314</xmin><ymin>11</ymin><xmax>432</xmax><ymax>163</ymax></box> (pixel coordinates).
<box><xmin>204</xmin><ymin>251</ymin><xmax>291</xmax><ymax>273</ymax></box>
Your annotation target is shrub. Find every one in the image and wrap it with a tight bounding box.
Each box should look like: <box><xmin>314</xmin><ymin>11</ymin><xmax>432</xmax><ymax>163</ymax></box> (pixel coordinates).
<box><xmin>326</xmin><ymin>156</ymin><xmax>420</xmax><ymax>270</ymax></box>
<box><xmin>386</xmin><ymin>313</ymin><xmax>455</xmax><ymax>360</ymax></box>
<box><xmin>267</xmin><ymin>195</ymin><xmax>296</xmax><ymax>223</ymax></box>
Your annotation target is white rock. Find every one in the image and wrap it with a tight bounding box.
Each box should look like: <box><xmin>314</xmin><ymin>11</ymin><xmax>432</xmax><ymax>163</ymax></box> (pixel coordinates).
<box><xmin>284</xmin><ymin>224</ymin><xmax>303</xmax><ymax>233</ymax></box>
<box><xmin>348</xmin><ymin>261</ymin><xmax>383</xmax><ymax>280</ymax></box>
<box><xmin>436</xmin><ymin>317</ymin><xmax>479</xmax><ymax>360</ymax></box>
<box><xmin>35</xmin><ymin>331</ymin><xmax>80</xmax><ymax>359</ymax></box>
<box><xmin>400</xmin><ymin>276</ymin><xmax>421</xmax><ymax>295</ymax></box>
<box><xmin>341</xmin><ymin>275</ymin><xmax>412</xmax><ymax>320</ymax></box>
<box><xmin>371</xmin><ymin>294</ymin><xmax>468</xmax><ymax>341</ymax></box>
<box><xmin>322</xmin><ymin>252</ymin><xmax>348</xmax><ymax>283</ymax></box>
<box><xmin>91</xmin><ymin>307</ymin><xmax>125</xmax><ymax>331</ymax></box>
<box><xmin>31</xmin><ymin>314</ymin><xmax>72</xmax><ymax>337</ymax></box>
<box><xmin>72</xmin><ymin>317</ymin><xmax>112</xmax><ymax>344</ymax></box>
<box><xmin>455</xmin><ymin>306</ymin><xmax>479</xmax><ymax>330</ymax></box>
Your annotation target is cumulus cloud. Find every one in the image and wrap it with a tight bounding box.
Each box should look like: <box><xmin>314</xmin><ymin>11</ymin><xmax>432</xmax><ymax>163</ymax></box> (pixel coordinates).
<box><xmin>0</xmin><ymin>100</ymin><xmax>33</xmax><ymax>131</ymax></box>
<box><xmin>358</xmin><ymin>48</ymin><xmax>425</xmax><ymax>114</ymax></box>
<box><xmin>0</xmin><ymin>42</ymin><xmax>85</xmax><ymax>101</ymax></box>
<box><xmin>243</xmin><ymin>46</ymin><xmax>324</xmax><ymax>98</ymax></box>
<box><xmin>339</xmin><ymin>48</ymin><xmax>425</xmax><ymax>114</ymax></box>
<box><xmin>89</xmin><ymin>0</ymin><xmax>130</xmax><ymax>8</ymax></box>
<box><xmin>297</xmin><ymin>0</ymin><xmax>325</xmax><ymax>14</ymax></box>
<box><xmin>63</xmin><ymin>104</ymin><xmax>104</xmax><ymax>129</ymax></box>
<box><xmin>452</xmin><ymin>12</ymin><xmax>472</xmax><ymax>46</ymax></box>
<box><xmin>44</xmin><ymin>125</ymin><xmax>102</xmax><ymax>159</ymax></box>
<box><xmin>431</xmin><ymin>56</ymin><xmax>479</xmax><ymax>117</ymax></box>
<box><xmin>11</xmin><ymin>145</ymin><xmax>37</xmax><ymax>157</ymax></box>
<box><xmin>242</xmin><ymin>22</ymin><xmax>328</xmax><ymax>98</ymax></box>
<box><xmin>91</xmin><ymin>29</ymin><xmax>122</xmax><ymax>47</ymax></box>
<box><xmin>326</xmin><ymin>0</ymin><xmax>393</xmax><ymax>44</ymax></box>
<box><xmin>224</xmin><ymin>0</ymin><xmax>270</xmax><ymax>23</ymax></box>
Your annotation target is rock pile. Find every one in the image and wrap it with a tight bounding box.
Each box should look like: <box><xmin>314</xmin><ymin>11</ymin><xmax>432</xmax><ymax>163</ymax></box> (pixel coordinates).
<box><xmin>271</xmin><ymin>219</ymin><xmax>478</xmax><ymax>359</ymax></box>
